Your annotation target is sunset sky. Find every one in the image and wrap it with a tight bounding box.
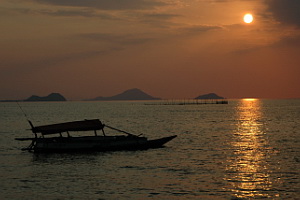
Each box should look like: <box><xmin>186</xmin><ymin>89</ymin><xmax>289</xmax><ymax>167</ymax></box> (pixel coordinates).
<box><xmin>1</xmin><ymin>0</ymin><xmax>299</xmax><ymax>100</ymax></box>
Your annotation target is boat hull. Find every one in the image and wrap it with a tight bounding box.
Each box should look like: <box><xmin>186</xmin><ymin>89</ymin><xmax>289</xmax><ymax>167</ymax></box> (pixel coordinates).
<box><xmin>32</xmin><ymin>135</ymin><xmax>177</xmax><ymax>153</ymax></box>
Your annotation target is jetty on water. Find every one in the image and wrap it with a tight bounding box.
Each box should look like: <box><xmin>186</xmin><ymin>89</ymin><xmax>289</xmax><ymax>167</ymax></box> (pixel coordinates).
<box><xmin>145</xmin><ymin>99</ymin><xmax>228</xmax><ymax>105</ymax></box>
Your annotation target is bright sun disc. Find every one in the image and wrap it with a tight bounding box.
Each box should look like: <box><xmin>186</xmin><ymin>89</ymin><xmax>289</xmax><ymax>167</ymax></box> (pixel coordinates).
<box><xmin>243</xmin><ymin>13</ymin><xmax>253</xmax><ymax>23</ymax></box>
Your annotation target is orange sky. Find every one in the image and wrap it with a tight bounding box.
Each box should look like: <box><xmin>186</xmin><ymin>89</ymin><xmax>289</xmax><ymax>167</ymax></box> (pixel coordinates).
<box><xmin>1</xmin><ymin>0</ymin><xmax>299</xmax><ymax>100</ymax></box>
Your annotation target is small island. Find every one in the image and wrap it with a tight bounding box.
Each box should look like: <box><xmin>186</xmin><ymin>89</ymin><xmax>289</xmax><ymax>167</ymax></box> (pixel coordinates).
<box><xmin>24</xmin><ymin>93</ymin><xmax>67</xmax><ymax>102</ymax></box>
<box><xmin>145</xmin><ymin>92</ymin><xmax>227</xmax><ymax>105</ymax></box>
<box><xmin>88</xmin><ymin>88</ymin><xmax>161</xmax><ymax>101</ymax></box>
<box><xmin>195</xmin><ymin>93</ymin><xmax>225</xmax><ymax>100</ymax></box>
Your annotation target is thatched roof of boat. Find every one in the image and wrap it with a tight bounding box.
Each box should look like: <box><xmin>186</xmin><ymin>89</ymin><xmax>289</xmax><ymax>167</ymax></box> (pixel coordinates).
<box><xmin>32</xmin><ymin>119</ymin><xmax>104</xmax><ymax>135</ymax></box>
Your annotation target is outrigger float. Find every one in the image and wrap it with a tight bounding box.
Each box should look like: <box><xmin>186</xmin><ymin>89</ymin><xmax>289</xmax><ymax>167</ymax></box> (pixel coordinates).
<box><xmin>15</xmin><ymin>119</ymin><xmax>177</xmax><ymax>153</ymax></box>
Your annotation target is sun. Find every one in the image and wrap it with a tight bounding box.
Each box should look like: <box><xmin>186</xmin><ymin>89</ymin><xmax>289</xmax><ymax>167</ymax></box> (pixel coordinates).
<box><xmin>243</xmin><ymin>13</ymin><xmax>253</xmax><ymax>24</ymax></box>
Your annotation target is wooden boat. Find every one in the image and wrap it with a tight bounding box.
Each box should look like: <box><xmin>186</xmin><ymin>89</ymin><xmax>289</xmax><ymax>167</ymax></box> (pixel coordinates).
<box><xmin>15</xmin><ymin>119</ymin><xmax>177</xmax><ymax>153</ymax></box>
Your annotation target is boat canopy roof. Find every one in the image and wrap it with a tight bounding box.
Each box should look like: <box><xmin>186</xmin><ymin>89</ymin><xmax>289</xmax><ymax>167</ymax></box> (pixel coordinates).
<box><xmin>32</xmin><ymin>119</ymin><xmax>104</xmax><ymax>135</ymax></box>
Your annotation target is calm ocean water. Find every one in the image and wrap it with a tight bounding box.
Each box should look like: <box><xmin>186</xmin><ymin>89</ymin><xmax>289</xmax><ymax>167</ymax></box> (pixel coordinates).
<box><xmin>0</xmin><ymin>99</ymin><xmax>299</xmax><ymax>199</ymax></box>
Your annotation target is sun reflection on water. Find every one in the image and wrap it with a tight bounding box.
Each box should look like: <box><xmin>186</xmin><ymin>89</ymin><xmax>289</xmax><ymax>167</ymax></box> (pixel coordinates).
<box><xmin>226</xmin><ymin>99</ymin><xmax>276</xmax><ymax>199</ymax></box>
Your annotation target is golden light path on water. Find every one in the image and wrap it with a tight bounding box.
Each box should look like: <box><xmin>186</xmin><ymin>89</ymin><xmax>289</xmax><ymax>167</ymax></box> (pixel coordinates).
<box><xmin>226</xmin><ymin>99</ymin><xmax>279</xmax><ymax>199</ymax></box>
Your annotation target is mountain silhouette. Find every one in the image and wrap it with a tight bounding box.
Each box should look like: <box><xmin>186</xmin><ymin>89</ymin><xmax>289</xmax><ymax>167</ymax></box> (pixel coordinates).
<box><xmin>90</xmin><ymin>88</ymin><xmax>161</xmax><ymax>101</ymax></box>
<box><xmin>24</xmin><ymin>93</ymin><xmax>67</xmax><ymax>101</ymax></box>
<box><xmin>195</xmin><ymin>93</ymin><xmax>225</xmax><ymax>99</ymax></box>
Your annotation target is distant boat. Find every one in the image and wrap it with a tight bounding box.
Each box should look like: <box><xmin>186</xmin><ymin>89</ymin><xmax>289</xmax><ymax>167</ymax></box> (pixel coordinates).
<box><xmin>15</xmin><ymin>119</ymin><xmax>177</xmax><ymax>153</ymax></box>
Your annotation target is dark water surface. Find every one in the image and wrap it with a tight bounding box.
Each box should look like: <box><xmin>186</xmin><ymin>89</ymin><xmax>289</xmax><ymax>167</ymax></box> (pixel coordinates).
<box><xmin>1</xmin><ymin>99</ymin><xmax>299</xmax><ymax>199</ymax></box>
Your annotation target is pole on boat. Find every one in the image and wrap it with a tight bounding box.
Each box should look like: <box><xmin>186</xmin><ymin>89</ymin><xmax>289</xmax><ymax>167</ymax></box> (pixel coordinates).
<box><xmin>16</xmin><ymin>102</ymin><xmax>37</xmax><ymax>138</ymax></box>
<box><xmin>17</xmin><ymin>101</ymin><xmax>28</xmax><ymax>119</ymax></box>
<box><xmin>101</xmin><ymin>128</ymin><xmax>106</xmax><ymax>136</ymax></box>
<box><xmin>104</xmin><ymin>124</ymin><xmax>141</xmax><ymax>137</ymax></box>
<box><xmin>17</xmin><ymin>102</ymin><xmax>32</xmax><ymax>127</ymax></box>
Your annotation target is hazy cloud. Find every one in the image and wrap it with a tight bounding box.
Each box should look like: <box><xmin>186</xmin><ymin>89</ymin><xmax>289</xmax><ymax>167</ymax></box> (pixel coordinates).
<box><xmin>136</xmin><ymin>13</ymin><xmax>181</xmax><ymax>27</ymax></box>
<box><xmin>271</xmin><ymin>34</ymin><xmax>300</xmax><ymax>48</ymax></box>
<box><xmin>39</xmin><ymin>8</ymin><xmax>121</xmax><ymax>19</ymax></box>
<box><xmin>79</xmin><ymin>33</ymin><xmax>156</xmax><ymax>45</ymax></box>
<box><xmin>179</xmin><ymin>25</ymin><xmax>223</xmax><ymax>35</ymax></box>
<box><xmin>40</xmin><ymin>9</ymin><xmax>99</xmax><ymax>18</ymax></box>
<box><xmin>32</xmin><ymin>0</ymin><xmax>167</xmax><ymax>10</ymax></box>
<box><xmin>265</xmin><ymin>0</ymin><xmax>300</xmax><ymax>27</ymax></box>
<box><xmin>142</xmin><ymin>13</ymin><xmax>180</xmax><ymax>21</ymax></box>
<box><xmin>2</xmin><ymin>5</ymin><xmax>118</xmax><ymax>19</ymax></box>
<box><xmin>1</xmin><ymin>48</ymin><xmax>120</xmax><ymax>76</ymax></box>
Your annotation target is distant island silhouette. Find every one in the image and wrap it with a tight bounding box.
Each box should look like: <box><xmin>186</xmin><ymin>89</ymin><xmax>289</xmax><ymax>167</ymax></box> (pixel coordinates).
<box><xmin>89</xmin><ymin>88</ymin><xmax>161</xmax><ymax>101</ymax></box>
<box><xmin>24</xmin><ymin>93</ymin><xmax>67</xmax><ymax>102</ymax></box>
<box><xmin>0</xmin><ymin>90</ymin><xmax>226</xmax><ymax>102</ymax></box>
<box><xmin>195</xmin><ymin>93</ymin><xmax>225</xmax><ymax>99</ymax></box>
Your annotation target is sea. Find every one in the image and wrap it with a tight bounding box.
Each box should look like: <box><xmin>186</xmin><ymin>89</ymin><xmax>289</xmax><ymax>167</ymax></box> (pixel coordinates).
<box><xmin>0</xmin><ymin>99</ymin><xmax>299</xmax><ymax>199</ymax></box>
